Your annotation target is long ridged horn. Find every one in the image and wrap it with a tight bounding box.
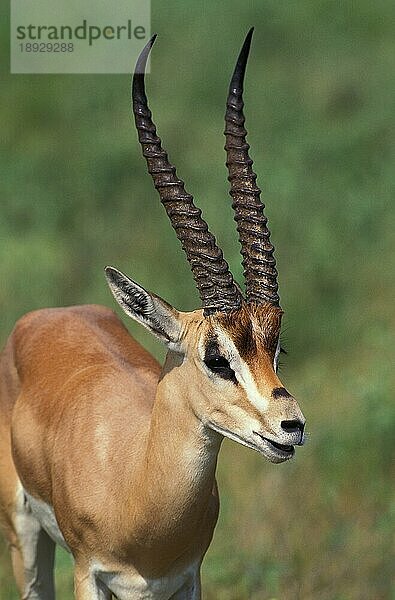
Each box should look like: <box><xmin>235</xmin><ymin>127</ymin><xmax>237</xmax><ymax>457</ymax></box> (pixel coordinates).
<box><xmin>132</xmin><ymin>36</ymin><xmax>242</xmax><ymax>315</ymax></box>
<box><xmin>224</xmin><ymin>28</ymin><xmax>280</xmax><ymax>306</ymax></box>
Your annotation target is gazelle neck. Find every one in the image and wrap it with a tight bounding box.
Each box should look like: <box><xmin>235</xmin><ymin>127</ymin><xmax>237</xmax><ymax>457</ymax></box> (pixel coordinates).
<box><xmin>130</xmin><ymin>350</ymin><xmax>222</xmax><ymax>574</ymax></box>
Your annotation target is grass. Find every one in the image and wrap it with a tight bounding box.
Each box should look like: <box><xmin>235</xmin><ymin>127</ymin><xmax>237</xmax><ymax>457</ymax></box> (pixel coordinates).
<box><xmin>1</xmin><ymin>0</ymin><xmax>394</xmax><ymax>598</ymax></box>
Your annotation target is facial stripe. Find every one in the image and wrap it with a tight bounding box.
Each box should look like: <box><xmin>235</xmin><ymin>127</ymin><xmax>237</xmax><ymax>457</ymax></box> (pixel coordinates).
<box><xmin>203</xmin><ymin>335</ymin><xmax>237</xmax><ymax>383</ymax></box>
<box><xmin>239</xmin><ymin>367</ymin><xmax>269</xmax><ymax>412</ymax></box>
<box><xmin>273</xmin><ymin>337</ymin><xmax>280</xmax><ymax>372</ymax></box>
<box><xmin>214</xmin><ymin>327</ymin><xmax>269</xmax><ymax>412</ymax></box>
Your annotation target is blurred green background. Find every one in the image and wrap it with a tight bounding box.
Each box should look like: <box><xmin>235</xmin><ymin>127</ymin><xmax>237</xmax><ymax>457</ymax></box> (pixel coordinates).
<box><xmin>1</xmin><ymin>1</ymin><xmax>394</xmax><ymax>598</ymax></box>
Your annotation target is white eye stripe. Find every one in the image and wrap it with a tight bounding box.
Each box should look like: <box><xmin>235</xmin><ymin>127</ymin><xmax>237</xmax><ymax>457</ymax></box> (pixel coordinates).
<box><xmin>214</xmin><ymin>327</ymin><xmax>269</xmax><ymax>412</ymax></box>
<box><xmin>239</xmin><ymin>369</ymin><xmax>269</xmax><ymax>412</ymax></box>
<box><xmin>274</xmin><ymin>338</ymin><xmax>281</xmax><ymax>373</ymax></box>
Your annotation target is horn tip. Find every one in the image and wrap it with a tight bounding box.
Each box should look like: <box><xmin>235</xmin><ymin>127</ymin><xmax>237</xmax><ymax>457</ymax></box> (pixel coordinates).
<box><xmin>240</xmin><ymin>27</ymin><xmax>254</xmax><ymax>60</ymax></box>
<box><xmin>149</xmin><ymin>33</ymin><xmax>158</xmax><ymax>46</ymax></box>
<box><xmin>229</xmin><ymin>28</ymin><xmax>254</xmax><ymax>95</ymax></box>
<box><xmin>133</xmin><ymin>33</ymin><xmax>158</xmax><ymax>77</ymax></box>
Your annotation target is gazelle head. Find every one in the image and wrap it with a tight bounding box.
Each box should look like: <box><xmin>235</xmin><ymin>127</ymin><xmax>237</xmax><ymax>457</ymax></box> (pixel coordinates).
<box><xmin>106</xmin><ymin>29</ymin><xmax>305</xmax><ymax>463</ymax></box>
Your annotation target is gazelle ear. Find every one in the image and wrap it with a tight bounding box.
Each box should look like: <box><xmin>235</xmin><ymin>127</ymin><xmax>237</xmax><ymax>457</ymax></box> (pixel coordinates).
<box><xmin>105</xmin><ymin>267</ymin><xmax>182</xmax><ymax>347</ymax></box>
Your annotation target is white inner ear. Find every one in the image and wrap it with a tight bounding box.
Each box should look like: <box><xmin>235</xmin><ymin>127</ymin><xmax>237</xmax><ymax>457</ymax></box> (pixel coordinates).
<box><xmin>274</xmin><ymin>337</ymin><xmax>281</xmax><ymax>372</ymax></box>
<box><xmin>105</xmin><ymin>267</ymin><xmax>182</xmax><ymax>348</ymax></box>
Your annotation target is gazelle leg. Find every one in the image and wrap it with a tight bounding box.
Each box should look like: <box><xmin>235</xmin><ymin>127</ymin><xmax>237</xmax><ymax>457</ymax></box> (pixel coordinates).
<box><xmin>6</xmin><ymin>529</ymin><xmax>25</xmax><ymax>596</ymax></box>
<box><xmin>13</xmin><ymin>489</ymin><xmax>55</xmax><ymax>600</ymax></box>
<box><xmin>74</xmin><ymin>562</ymin><xmax>112</xmax><ymax>600</ymax></box>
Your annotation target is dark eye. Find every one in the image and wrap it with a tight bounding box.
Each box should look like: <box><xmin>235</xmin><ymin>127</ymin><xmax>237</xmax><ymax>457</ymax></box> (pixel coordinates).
<box><xmin>205</xmin><ymin>356</ymin><xmax>229</xmax><ymax>371</ymax></box>
<box><xmin>204</xmin><ymin>356</ymin><xmax>236</xmax><ymax>382</ymax></box>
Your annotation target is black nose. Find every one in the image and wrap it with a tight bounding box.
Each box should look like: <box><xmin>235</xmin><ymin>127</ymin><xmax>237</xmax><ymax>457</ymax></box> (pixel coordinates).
<box><xmin>281</xmin><ymin>419</ymin><xmax>305</xmax><ymax>442</ymax></box>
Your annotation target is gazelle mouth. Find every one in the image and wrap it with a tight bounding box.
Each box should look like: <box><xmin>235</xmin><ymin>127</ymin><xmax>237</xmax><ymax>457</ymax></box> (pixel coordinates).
<box><xmin>267</xmin><ymin>439</ymin><xmax>294</xmax><ymax>453</ymax></box>
<box><xmin>207</xmin><ymin>422</ymin><xmax>295</xmax><ymax>463</ymax></box>
<box><xmin>254</xmin><ymin>432</ymin><xmax>295</xmax><ymax>459</ymax></box>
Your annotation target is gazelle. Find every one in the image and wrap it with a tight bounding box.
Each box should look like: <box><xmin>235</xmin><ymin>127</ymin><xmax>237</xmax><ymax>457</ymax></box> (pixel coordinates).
<box><xmin>0</xmin><ymin>29</ymin><xmax>305</xmax><ymax>599</ymax></box>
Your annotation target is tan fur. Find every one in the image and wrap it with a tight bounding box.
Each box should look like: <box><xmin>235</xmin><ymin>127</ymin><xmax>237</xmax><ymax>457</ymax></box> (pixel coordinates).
<box><xmin>0</xmin><ymin>301</ymin><xmax>304</xmax><ymax>599</ymax></box>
